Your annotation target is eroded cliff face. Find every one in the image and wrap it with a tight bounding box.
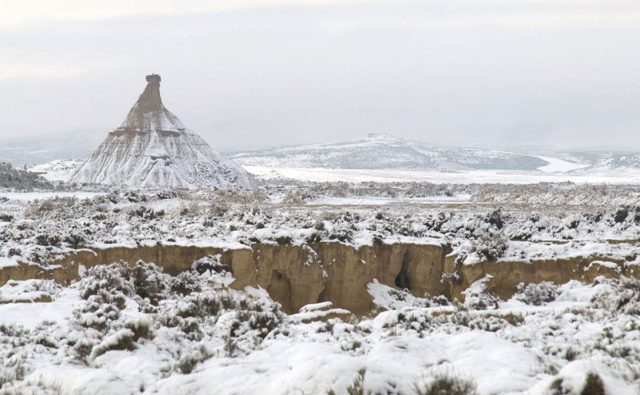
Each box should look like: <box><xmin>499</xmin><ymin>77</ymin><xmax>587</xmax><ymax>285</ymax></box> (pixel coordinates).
<box><xmin>449</xmin><ymin>255</ymin><xmax>639</xmax><ymax>301</ymax></box>
<box><xmin>229</xmin><ymin>242</ymin><xmax>449</xmax><ymax>314</ymax></box>
<box><xmin>2</xmin><ymin>241</ymin><xmax>637</xmax><ymax>315</ymax></box>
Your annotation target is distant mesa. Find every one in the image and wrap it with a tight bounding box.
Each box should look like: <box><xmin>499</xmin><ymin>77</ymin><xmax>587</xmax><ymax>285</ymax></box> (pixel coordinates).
<box><xmin>71</xmin><ymin>74</ymin><xmax>255</xmax><ymax>189</ymax></box>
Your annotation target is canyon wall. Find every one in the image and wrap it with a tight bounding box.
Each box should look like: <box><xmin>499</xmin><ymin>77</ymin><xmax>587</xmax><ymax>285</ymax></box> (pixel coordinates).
<box><xmin>1</xmin><ymin>241</ymin><xmax>637</xmax><ymax>315</ymax></box>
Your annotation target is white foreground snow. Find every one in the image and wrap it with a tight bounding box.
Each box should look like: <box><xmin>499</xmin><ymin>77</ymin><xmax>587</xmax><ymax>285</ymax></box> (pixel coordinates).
<box><xmin>0</xmin><ymin>275</ymin><xmax>637</xmax><ymax>394</ymax></box>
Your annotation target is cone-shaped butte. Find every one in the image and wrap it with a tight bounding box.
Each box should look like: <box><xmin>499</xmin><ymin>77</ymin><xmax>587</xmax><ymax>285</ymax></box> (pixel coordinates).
<box><xmin>71</xmin><ymin>75</ymin><xmax>255</xmax><ymax>189</ymax></box>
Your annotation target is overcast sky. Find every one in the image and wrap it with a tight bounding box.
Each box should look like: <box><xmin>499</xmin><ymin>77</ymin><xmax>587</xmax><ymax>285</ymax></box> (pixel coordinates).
<box><xmin>1</xmin><ymin>0</ymin><xmax>640</xmax><ymax>151</ymax></box>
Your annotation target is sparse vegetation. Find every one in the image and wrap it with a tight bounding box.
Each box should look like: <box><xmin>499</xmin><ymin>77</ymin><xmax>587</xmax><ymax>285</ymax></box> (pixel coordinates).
<box><xmin>0</xmin><ymin>162</ymin><xmax>54</xmax><ymax>191</ymax></box>
<box><xmin>515</xmin><ymin>281</ymin><xmax>558</xmax><ymax>306</ymax></box>
<box><xmin>2</xmin><ymin>184</ymin><xmax>640</xmax><ymax>392</ymax></box>
<box><xmin>414</xmin><ymin>372</ymin><xmax>478</xmax><ymax>395</ymax></box>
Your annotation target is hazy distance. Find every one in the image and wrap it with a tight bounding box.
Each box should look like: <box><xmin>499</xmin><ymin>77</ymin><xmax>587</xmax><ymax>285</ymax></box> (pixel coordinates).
<box><xmin>1</xmin><ymin>0</ymin><xmax>640</xmax><ymax>151</ymax></box>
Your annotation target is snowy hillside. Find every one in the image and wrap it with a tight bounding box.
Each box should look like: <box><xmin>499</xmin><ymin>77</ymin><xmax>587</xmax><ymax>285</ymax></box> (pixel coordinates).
<box><xmin>14</xmin><ymin>133</ymin><xmax>640</xmax><ymax>185</ymax></box>
<box><xmin>229</xmin><ymin>134</ymin><xmax>640</xmax><ymax>176</ymax></box>
<box><xmin>0</xmin><ymin>129</ymin><xmax>104</xmax><ymax>168</ymax></box>
<box><xmin>0</xmin><ymin>162</ymin><xmax>54</xmax><ymax>190</ymax></box>
<box><xmin>70</xmin><ymin>75</ymin><xmax>254</xmax><ymax>190</ymax></box>
<box><xmin>537</xmin><ymin>150</ymin><xmax>640</xmax><ymax>174</ymax></box>
<box><xmin>29</xmin><ymin>160</ymin><xmax>84</xmax><ymax>182</ymax></box>
<box><xmin>230</xmin><ymin>134</ymin><xmax>552</xmax><ymax>171</ymax></box>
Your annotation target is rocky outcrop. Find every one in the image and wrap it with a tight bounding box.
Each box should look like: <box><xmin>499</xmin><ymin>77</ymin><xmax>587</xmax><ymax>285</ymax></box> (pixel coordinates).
<box><xmin>0</xmin><ymin>261</ymin><xmax>78</xmax><ymax>288</ymax></box>
<box><xmin>227</xmin><ymin>242</ymin><xmax>449</xmax><ymax>314</ymax></box>
<box><xmin>71</xmin><ymin>74</ymin><xmax>254</xmax><ymax>189</ymax></box>
<box><xmin>1</xmin><ymin>241</ymin><xmax>636</xmax><ymax>315</ymax></box>
<box><xmin>52</xmin><ymin>244</ymin><xmax>225</xmax><ymax>275</ymax></box>
<box><xmin>42</xmin><ymin>241</ymin><xmax>448</xmax><ymax>315</ymax></box>
<box><xmin>449</xmin><ymin>255</ymin><xmax>636</xmax><ymax>301</ymax></box>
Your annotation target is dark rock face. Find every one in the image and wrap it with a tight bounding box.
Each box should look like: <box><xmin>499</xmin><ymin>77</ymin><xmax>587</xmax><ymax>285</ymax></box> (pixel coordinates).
<box><xmin>132</xmin><ymin>74</ymin><xmax>163</xmax><ymax>116</ymax></box>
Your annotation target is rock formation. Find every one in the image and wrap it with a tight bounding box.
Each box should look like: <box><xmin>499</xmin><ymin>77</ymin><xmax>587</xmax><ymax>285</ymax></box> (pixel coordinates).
<box><xmin>4</xmin><ymin>241</ymin><xmax>635</xmax><ymax>315</ymax></box>
<box><xmin>71</xmin><ymin>74</ymin><xmax>254</xmax><ymax>189</ymax></box>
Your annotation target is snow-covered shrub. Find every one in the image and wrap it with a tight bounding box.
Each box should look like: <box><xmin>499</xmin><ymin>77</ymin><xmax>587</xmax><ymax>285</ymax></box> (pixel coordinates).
<box><xmin>192</xmin><ymin>254</ymin><xmax>227</xmax><ymax>274</ymax></box>
<box><xmin>591</xmin><ymin>277</ymin><xmax>640</xmax><ymax>315</ymax></box>
<box><xmin>383</xmin><ymin>308</ymin><xmax>517</xmax><ymax>336</ymax></box>
<box><xmin>581</xmin><ymin>372</ymin><xmax>606</xmax><ymax>395</ymax></box>
<box><xmin>174</xmin><ymin>344</ymin><xmax>212</xmax><ymax>374</ymax></box>
<box><xmin>123</xmin><ymin>318</ymin><xmax>153</xmax><ymax>341</ymax></box>
<box><xmin>514</xmin><ymin>281</ymin><xmax>558</xmax><ymax>306</ymax></box>
<box><xmin>462</xmin><ymin>276</ymin><xmax>499</xmax><ymax>310</ymax></box>
<box><xmin>90</xmin><ymin>328</ymin><xmax>136</xmax><ymax>358</ymax></box>
<box><xmin>0</xmin><ymin>354</ymin><xmax>25</xmax><ymax>388</ymax></box>
<box><xmin>71</xmin><ymin>336</ymin><xmax>100</xmax><ymax>363</ymax></box>
<box><xmin>234</xmin><ymin>307</ymin><xmax>283</xmax><ymax>340</ymax></box>
<box><xmin>123</xmin><ymin>191</ymin><xmax>147</xmax><ymax>203</ymax></box>
<box><xmin>159</xmin><ymin>290</ymin><xmax>284</xmax><ymax>345</ymax></box>
<box><xmin>79</xmin><ymin>260</ymin><xmax>172</xmax><ymax>308</ymax></box>
<box><xmin>63</xmin><ymin>233</ymin><xmax>85</xmax><ymax>248</ymax></box>
<box><xmin>471</xmin><ymin>230</ymin><xmax>508</xmax><ymax>261</ymax></box>
<box><xmin>326</xmin><ymin>368</ymin><xmax>369</xmax><ymax>395</ymax></box>
<box><xmin>35</xmin><ymin>234</ymin><xmax>61</xmax><ymax>247</ymax></box>
<box><xmin>549</xmin><ymin>372</ymin><xmax>605</xmax><ymax>395</ymax></box>
<box><xmin>0</xmin><ymin>214</ymin><xmax>13</xmax><ymax>222</ymax></box>
<box><xmin>171</xmin><ymin>271</ymin><xmax>202</xmax><ymax>295</ymax></box>
<box><xmin>614</xmin><ymin>207</ymin><xmax>629</xmax><ymax>223</ymax></box>
<box><xmin>78</xmin><ymin>262</ymin><xmax>134</xmax><ymax>301</ymax></box>
<box><xmin>129</xmin><ymin>206</ymin><xmax>164</xmax><ymax>220</ymax></box>
<box><xmin>414</xmin><ymin>371</ymin><xmax>477</xmax><ymax>395</ymax></box>
<box><xmin>346</xmin><ymin>368</ymin><xmax>369</xmax><ymax>395</ymax></box>
<box><xmin>463</xmin><ymin>313</ymin><xmax>520</xmax><ymax>332</ymax></box>
<box><xmin>74</xmin><ymin>295</ymin><xmax>123</xmax><ymax>332</ymax></box>
<box><xmin>130</xmin><ymin>261</ymin><xmax>171</xmax><ymax>306</ymax></box>
<box><xmin>486</xmin><ymin>208</ymin><xmax>505</xmax><ymax>229</ymax></box>
<box><xmin>0</xmin><ymin>324</ymin><xmax>29</xmax><ymax>388</ymax></box>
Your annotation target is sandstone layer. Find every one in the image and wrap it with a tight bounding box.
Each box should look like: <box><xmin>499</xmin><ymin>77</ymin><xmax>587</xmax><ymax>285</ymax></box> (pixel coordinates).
<box><xmin>2</xmin><ymin>242</ymin><xmax>637</xmax><ymax>315</ymax></box>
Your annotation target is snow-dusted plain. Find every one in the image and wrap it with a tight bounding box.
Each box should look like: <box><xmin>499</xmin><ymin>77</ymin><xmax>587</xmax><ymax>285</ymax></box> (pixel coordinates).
<box><xmin>22</xmin><ymin>133</ymin><xmax>640</xmax><ymax>186</ymax></box>
<box><xmin>1</xmin><ymin>181</ymin><xmax>640</xmax><ymax>394</ymax></box>
<box><xmin>244</xmin><ymin>165</ymin><xmax>640</xmax><ymax>184</ymax></box>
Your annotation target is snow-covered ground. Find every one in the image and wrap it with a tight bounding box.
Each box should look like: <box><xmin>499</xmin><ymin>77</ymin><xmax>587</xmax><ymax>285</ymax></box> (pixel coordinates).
<box><xmin>2</xmin><ymin>185</ymin><xmax>640</xmax><ymax>265</ymax></box>
<box><xmin>29</xmin><ymin>160</ymin><xmax>83</xmax><ymax>182</ymax></box>
<box><xmin>0</xmin><ymin>268</ymin><xmax>638</xmax><ymax>394</ymax></box>
<box><xmin>535</xmin><ymin>155</ymin><xmax>590</xmax><ymax>173</ymax></box>
<box><xmin>245</xmin><ymin>165</ymin><xmax>640</xmax><ymax>184</ymax></box>
<box><xmin>0</xmin><ymin>191</ymin><xmax>106</xmax><ymax>201</ymax></box>
<box><xmin>308</xmin><ymin>194</ymin><xmax>472</xmax><ymax>206</ymax></box>
<box><xmin>1</xmin><ymin>185</ymin><xmax>640</xmax><ymax>394</ymax></box>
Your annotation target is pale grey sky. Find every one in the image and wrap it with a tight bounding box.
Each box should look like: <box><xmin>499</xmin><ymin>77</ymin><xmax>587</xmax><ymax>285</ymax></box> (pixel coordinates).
<box><xmin>1</xmin><ymin>0</ymin><xmax>640</xmax><ymax>150</ymax></box>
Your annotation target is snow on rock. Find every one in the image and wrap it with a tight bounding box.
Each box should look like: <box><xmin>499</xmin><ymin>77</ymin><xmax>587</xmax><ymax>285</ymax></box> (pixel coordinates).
<box><xmin>29</xmin><ymin>160</ymin><xmax>83</xmax><ymax>182</ymax></box>
<box><xmin>0</xmin><ymin>279</ymin><xmax>61</xmax><ymax>303</ymax></box>
<box><xmin>70</xmin><ymin>74</ymin><xmax>254</xmax><ymax>190</ymax></box>
<box><xmin>535</xmin><ymin>155</ymin><xmax>589</xmax><ymax>173</ymax></box>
